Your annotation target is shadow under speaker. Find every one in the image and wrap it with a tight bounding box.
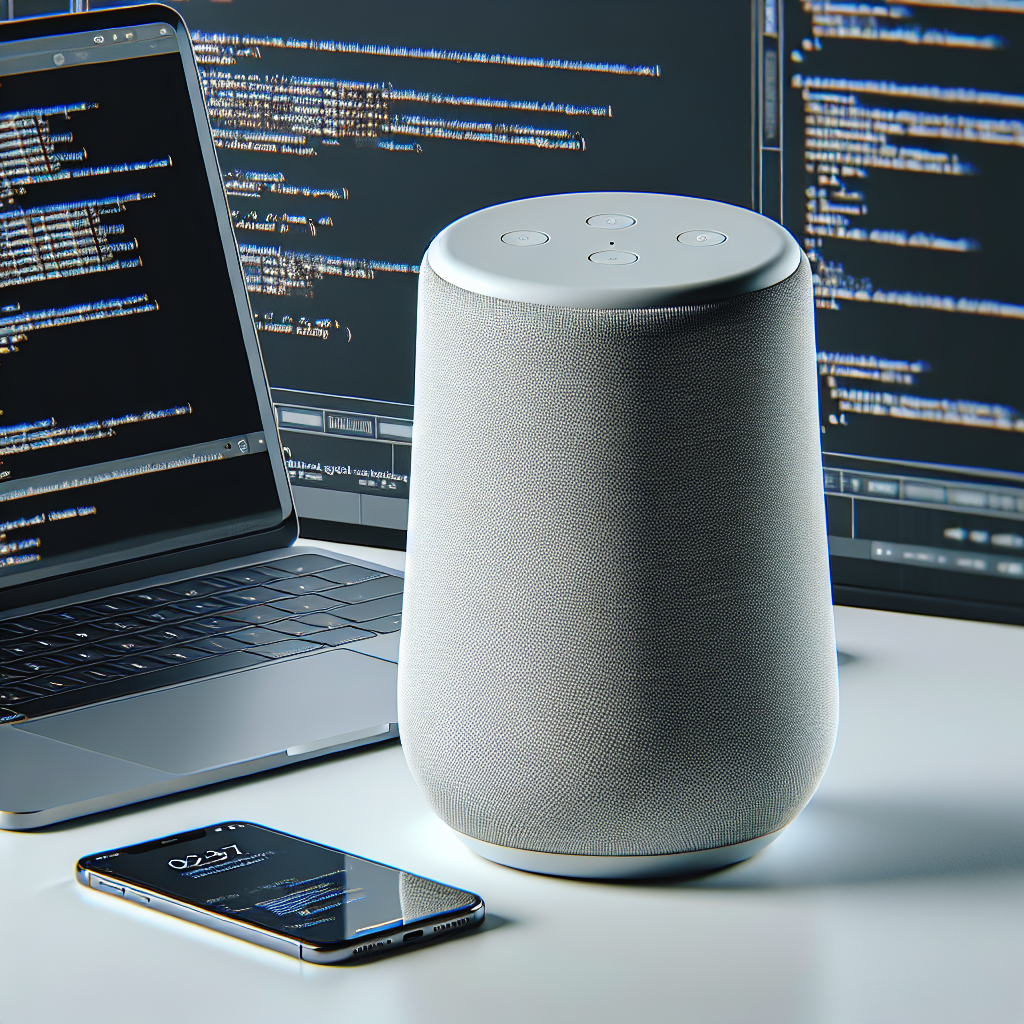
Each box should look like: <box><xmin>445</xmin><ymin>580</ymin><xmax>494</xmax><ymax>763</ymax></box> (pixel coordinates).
<box><xmin>399</xmin><ymin>192</ymin><xmax>838</xmax><ymax>879</ymax></box>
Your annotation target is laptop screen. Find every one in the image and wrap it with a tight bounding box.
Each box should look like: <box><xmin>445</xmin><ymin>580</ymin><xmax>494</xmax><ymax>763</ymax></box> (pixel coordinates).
<box><xmin>0</xmin><ymin>10</ymin><xmax>291</xmax><ymax>592</ymax></box>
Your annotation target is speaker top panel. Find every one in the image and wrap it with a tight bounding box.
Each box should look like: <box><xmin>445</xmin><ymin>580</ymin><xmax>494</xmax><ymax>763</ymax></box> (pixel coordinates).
<box><xmin>425</xmin><ymin>192</ymin><xmax>802</xmax><ymax>310</ymax></box>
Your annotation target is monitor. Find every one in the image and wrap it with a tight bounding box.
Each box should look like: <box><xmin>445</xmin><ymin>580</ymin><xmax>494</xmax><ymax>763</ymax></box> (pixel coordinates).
<box><xmin>15</xmin><ymin>1</ymin><xmax>1020</xmax><ymax>626</ymax></box>
<box><xmin>53</xmin><ymin>0</ymin><xmax>758</xmax><ymax>548</ymax></box>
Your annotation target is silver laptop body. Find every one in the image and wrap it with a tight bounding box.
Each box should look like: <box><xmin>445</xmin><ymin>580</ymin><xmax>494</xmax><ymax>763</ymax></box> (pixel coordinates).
<box><xmin>1</xmin><ymin>543</ymin><xmax>401</xmax><ymax>830</ymax></box>
<box><xmin>0</xmin><ymin>7</ymin><xmax>401</xmax><ymax>828</ymax></box>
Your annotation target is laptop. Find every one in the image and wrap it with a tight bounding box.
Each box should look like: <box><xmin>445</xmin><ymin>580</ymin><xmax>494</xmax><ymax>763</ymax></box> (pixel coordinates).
<box><xmin>0</xmin><ymin>5</ymin><xmax>403</xmax><ymax>829</ymax></box>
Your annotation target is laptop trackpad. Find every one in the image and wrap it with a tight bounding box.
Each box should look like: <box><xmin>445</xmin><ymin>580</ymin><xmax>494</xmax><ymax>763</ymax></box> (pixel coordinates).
<box><xmin>18</xmin><ymin>649</ymin><xmax>398</xmax><ymax>775</ymax></box>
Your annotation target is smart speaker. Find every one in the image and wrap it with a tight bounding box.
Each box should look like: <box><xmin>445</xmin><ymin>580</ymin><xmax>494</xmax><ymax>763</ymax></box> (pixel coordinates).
<box><xmin>398</xmin><ymin>192</ymin><xmax>838</xmax><ymax>879</ymax></box>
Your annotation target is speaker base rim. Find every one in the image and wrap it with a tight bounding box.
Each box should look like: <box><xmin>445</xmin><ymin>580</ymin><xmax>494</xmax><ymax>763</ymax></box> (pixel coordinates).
<box><xmin>457</xmin><ymin>831</ymin><xmax>782</xmax><ymax>879</ymax></box>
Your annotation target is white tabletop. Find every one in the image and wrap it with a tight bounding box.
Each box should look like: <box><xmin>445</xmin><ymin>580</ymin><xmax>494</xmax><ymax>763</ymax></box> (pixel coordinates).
<box><xmin>2</xmin><ymin>541</ymin><xmax>1022</xmax><ymax>1024</ymax></box>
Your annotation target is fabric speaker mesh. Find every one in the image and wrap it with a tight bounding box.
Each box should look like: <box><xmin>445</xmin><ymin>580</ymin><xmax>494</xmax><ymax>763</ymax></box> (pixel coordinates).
<box><xmin>398</xmin><ymin>873</ymin><xmax>474</xmax><ymax>924</ymax></box>
<box><xmin>398</xmin><ymin>256</ymin><xmax>838</xmax><ymax>857</ymax></box>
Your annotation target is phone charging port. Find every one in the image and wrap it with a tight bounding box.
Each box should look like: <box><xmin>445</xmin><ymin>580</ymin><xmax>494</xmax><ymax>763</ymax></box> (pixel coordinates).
<box><xmin>403</xmin><ymin>930</ymin><xmax>424</xmax><ymax>943</ymax></box>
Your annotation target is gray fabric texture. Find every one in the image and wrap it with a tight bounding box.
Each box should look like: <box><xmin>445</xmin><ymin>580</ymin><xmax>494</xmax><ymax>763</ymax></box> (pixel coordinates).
<box><xmin>398</xmin><ymin>256</ymin><xmax>838</xmax><ymax>857</ymax></box>
<box><xmin>398</xmin><ymin>872</ymin><xmax>474</xmax><ymax>924</ymax></box>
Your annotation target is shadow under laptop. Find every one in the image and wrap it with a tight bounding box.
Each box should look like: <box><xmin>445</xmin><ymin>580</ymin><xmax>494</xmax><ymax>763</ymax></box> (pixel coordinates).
<box><xmin>674</xmin><ymin>797</ymin><xmax>1024</xmax><ymax>889</ymax></box>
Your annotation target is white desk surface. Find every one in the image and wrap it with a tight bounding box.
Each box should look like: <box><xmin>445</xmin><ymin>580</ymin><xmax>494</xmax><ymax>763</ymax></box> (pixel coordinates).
<box><xmin>2</xmin><ymin>541</ymin><xmax>1022</xmax><ymax>1024</ymax></box>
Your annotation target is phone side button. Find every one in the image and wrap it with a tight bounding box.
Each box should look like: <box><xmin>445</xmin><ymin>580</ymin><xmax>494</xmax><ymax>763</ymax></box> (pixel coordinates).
<box><xmin>123</xmin><ymin>888</ymin><xmax>151</xmax><ymax>904</ymax></box>
<box><xmin>94</xmin><ymin>879</ymin><xmax>125</xmax><ymax>897</ymax></box>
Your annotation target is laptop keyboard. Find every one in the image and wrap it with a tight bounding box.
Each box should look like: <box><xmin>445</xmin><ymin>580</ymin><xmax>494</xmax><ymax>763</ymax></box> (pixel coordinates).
<box><xmin>0</xmin><ymin>553</ymin><xmax>403</xmax><ymax>721</ymax></box>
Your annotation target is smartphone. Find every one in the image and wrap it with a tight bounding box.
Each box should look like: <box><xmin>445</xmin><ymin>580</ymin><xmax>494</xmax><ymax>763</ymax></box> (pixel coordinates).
<box><xmin>77</xmin><ymin>822</ymin><xmax>485</xmax><ymax>963</ymax></box>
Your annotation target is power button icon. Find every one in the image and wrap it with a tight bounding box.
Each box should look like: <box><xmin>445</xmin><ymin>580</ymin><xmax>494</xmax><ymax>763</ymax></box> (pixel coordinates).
<box><xmin>586</xmin><ymin>214</ymin><xmax>635</xmax><ymax>229</ymax></box>
<box><xmin>501</xmin><ymin>230</ymin><xmax>549</xmax><ymax>247</ymax></box>
<box><xmin>678</xmin><ymin>230</ymin><xmax>727</xmax><ymax>246</ymax></box>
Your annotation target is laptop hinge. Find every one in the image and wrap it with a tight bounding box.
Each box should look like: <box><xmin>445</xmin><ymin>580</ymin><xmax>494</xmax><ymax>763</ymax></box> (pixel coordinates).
<box><xmin>0</xmin><ymin>511</ymin><xmax>298</xmax><ymax>613</ymax></box>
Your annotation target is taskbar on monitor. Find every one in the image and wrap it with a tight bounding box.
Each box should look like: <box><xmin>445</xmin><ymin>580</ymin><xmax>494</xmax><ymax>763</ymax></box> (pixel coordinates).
<box><xmin>271</xmin><ymin>388</ymin><xmax>411</xmax><ymax>546</ymax></box>
<box><xmin>824</xmin><ymin>452</ymin><xmax>1024</xmax><ymax>625</ymax></box>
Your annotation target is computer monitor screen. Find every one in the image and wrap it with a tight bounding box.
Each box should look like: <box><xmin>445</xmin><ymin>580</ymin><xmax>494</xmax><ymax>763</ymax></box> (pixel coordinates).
<box><xmin>61</xmin><ymin>0</ymin><xmax>757</xmax><ymax>547</ymax></box>
<box><xmin>760</xmin><ymin>0</ymin><xmax>1024</xmax><ymax>623</ymax></box>
<box><xmin>19</xmin><ymin>1</ymin><xmax>1018</xmax><ymax>624</ymax></box>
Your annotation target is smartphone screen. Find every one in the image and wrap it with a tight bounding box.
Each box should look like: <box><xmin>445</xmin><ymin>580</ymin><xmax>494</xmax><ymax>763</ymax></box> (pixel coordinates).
<box><xmin>78</xmin><ymin>823</ymin><xmax>480</xmax><ymax>946</ymax></box>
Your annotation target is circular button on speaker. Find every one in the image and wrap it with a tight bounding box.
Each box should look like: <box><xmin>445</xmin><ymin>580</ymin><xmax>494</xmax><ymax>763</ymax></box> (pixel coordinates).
<box><xmin>586</xmin><ymin>214</ymin><xmax>636</xmax><ymax>229</ymax></box>
<box><xmin>589</xmin><ymin>250</ymin><xmax>638</xmax><ymax>265</ymax></box>
<box><xmin>678</xmin><ymin>230</ymin><xmax>727</xmax><ymax>246</ymax></box>
<box><xmin>501</xmin><ymin>230</ymin><xmax>549</xmax><ymax>246</ymax></box>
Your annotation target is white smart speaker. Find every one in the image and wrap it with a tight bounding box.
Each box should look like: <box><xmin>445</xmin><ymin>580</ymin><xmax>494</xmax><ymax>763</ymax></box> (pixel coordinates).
<box><xmin>398</xmin><ymin>192</ymin><xmax>838</xmax><ymax>879</ymax></box>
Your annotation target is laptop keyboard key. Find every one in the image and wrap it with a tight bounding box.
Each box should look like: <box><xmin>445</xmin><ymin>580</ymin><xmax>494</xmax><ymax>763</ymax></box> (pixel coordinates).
<box><xmin>315</xmin><ymin>564</ymin><xmax>385</xmax><ymax>587</ymax></box>
<box><xmin>160</xmin><ymin>579</ymin><xmax>227</xmax><ymax>599</ymax></box>
<box><xmin>0</xmin><ymin>686</ymin><xmax>48</xmax><ymax>703</ymax></box>
<box><xmin>224</xmin><ymin>605</ymin><xmax>288</xmax><ymax>625</ymax></box>
<box><xmin>137</xmin><ymin>606</ymin><xmax>194</xmax><ymax>625</ymax></box>
<box><xmin>295</xmin><ymin>612</ymin><xmax>354</xmax><ymax>629</ymax></box>
<box><xmin>140</xmin><ymin>626</ymin><xmax>203</xmax><ymax>645</ymax></box>
<box><xmin>307</xmin><ymin>626</ymin><xmax>375</xmax><ymax>646</ymax></box>
<box><xmin>172</xmin><ymin>598</ymin><xmax>233</xmax><ymax>616</ymax></box>
<box><xmin>227</xmin><ymin>627</ymin><xmax>292</xmax><ymax>645</ymax></box>
<box><xmin>268</xmin><ymin>595</ymin><xmax>336</xmax><ymax>614</ymax></box>
<box><xmin>326</xmin><ymin>576</ymin><xmax>403</xmax><ymax>604</ymax></box>
<box><xmin>0</xmin><ymin>621</ymin><xmax>37</xmax><ymax>638</ymax></box>
<box><xmin>150</xmin><ymin>647</ymin><xmax>213</xmax><ymax>665</ymax></box>
<box><xmin>13</xmin><ymin>656</ymin><xmax>76</xmax><ymax>674</ymax></box>
<box><xmin>103</xmin><ymin>616</ymin><xmax>150</xmax><ymax>633</ymax></box>
<box><xmin>189</xmin><ymin>615</ymin><xmax>245</xmax><ymax>634</ymax></box>
<box><xmin>1</xmin><ymin>640</ymin><xmax>50</xmax><ymax>659</ymax></box>
<box><xmin>100</xmin><ymin>636</ymin><xmax>158</xmax><ymax>655</ymax></box>
<box><xmin>30</xmin><ymin>635</ymin><xmax>77</xmax><ymax>651</ymax></box>
<box><xmin>33</xmin><ymin>675</ymin><xmax>90</xmax><ymax>691</ymax></box>
<box><xmin>125</xmin><ymin>588</ymin><xmax>176</xmax><ymax>607</ymax></box>
<box><xmin>82</xmin><ymin>596</ymin><xmax>148</xmax><ymax>615</ymax></box>
<box><xmin>331</xmin><ymin>594</ymin><xmax>403</xmax><ymax>622</ymax></box>
<box><xmin>57</xmin><ymin>624</ymin><xmax>117</xmax><ymax>644</ymax></box>
<box><xmin>187</xmin><ymin>635</ymin><xmax>251</xmax><ymax>654</ymax></box>
<box><xmin>61</xmin><ymin>666</ymin><xmax>126</xmax><ymax>685</ymax></box>
<box><xmin>212</xmin><ymin>568</ymin><xmax>275</xmax><ymax>586</ymax></box>
<box><xmin>31</xmin><ymin>607</ymin><xmax>101</xmax><ymax>626</ymax></box>
<box><xmin>249</xmin><ymin>638</ymin><xmax>325</xmax><ymax>659</ymax></box>
<box><xmin>12</xmin><ymin>614</ymin><xmax>67</xmax><ymax>632</ymax></box>
<box><xmin>356</xmin><ymin>613</ymin><xmax>402</xmax><ymax>634</ymax></box>
<box><xmin>63</xmin><ymin>646</ymin><xmax>115</xmax><ymax>664</ymax></box>
<box><xmin>114</xmin><ymin>656</ymin><xmax>167</xmax><ymax>674</ymax></box>
<box><xmin>251</xmin><ymin>563</ymin><xmax>292</xmax><ymax>578</ymax></box>
<box><xmin>264</xmin><ymin>619</ymin><xmax>327</xmax><ymax>637</ymax></box>
<box><xmin>263</xmin><ymin>576</ymin><xmax>335</xmax><ymax>596</ymax></box>
<box><xmin>267</xmin><ymin>554</ymin><xmax>342</xmax><ymax>575</ymax></box>
<box><xmin>215</xmin><ymin>586</ymin><xmax>284</xmax><ymax>606</ymax></box>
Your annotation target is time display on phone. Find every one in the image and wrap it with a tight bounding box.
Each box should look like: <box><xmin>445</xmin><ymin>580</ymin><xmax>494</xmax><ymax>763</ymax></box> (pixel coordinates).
<box><xmin>168</xmin><ymin>844</ymin><xmax>243</xmax><ymax>871</ymax></box>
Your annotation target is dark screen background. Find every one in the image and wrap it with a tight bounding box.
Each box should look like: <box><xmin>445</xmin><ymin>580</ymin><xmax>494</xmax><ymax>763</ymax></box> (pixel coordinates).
<box><xmin>779</xmin><ymin>1</ymin><xmax>1024</xmax><ymax>614</ymax></box>
<box><xmin>783</xmin><ymin>2</ymin><xmax>1024</xmax><ymax>474</ymax></box>
<box><xmin>168</xmin><ymin>0</ymin><xmax>755</xmax><ymax>405</ymax></box>
<box><xmin>84</xmin><ymin>0</ymin><xmax>756</xmax><ymax>533</ymax></box>
<box><xmin>0</xmin><ymin>35</ymin><xmax>284</xmax><ymax>586</ymax></box>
